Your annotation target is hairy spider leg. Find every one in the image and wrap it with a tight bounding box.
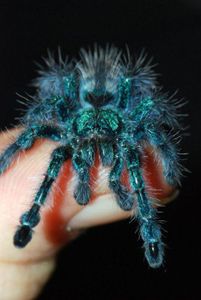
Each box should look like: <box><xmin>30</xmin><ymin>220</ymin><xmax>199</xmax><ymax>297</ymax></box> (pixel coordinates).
<box><xmin>98</xmin><ymin>140</ymin><xmax>114</xmax><ymax>166</ymax></box>
<box><xmin>126</xmin><ymin>148</ymin><xmax>164</xmax><ymax>268</ymax></box>
<box><xmin>109</xmin><ymin>154</ymin><xmax>135</xmax><ymax>211</ymax></box>
<box><xmin>72</xmin><ymin>141</ymin><xmax>95</xmax><ymax>205</ymax></box>
<box><xmin>14</xmin><ymin>146</ymin><xmax>70</xmax><ymax>248</ymax></box>
<box><xmin>0</xmin><ymin>125</ymin><xmax>63</xmax><ymax>175</ymax></box>
<box><xmin>145</xmin><ymin>128</ymin><xmax>182</xmax><ymax>186</ymax></box>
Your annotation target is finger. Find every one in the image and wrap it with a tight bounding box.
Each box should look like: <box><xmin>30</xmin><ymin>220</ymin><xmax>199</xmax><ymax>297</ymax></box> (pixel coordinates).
<box><xmin>0</xmin><ymin>129</ymin><xmax>128</xmax><ymax>300</ymax></box>
<box><xmin>0</xmin><ymin>128</ymin><xmax>177</xmax><ymax>261</ymax></box>
<box><xmin>0</xmin><ymin>258</ymin><xmax>56</xmax><ymax>300</ymax></box>
<box><xmin>67</xmin><ymin>145</ymin><xmax>177</xmax><ymax>231</ymax></box>
<box><xmin>141</xmin><ymin>145</ymin><xmax>178</xmax><ymax>203</ymax></box>
<box><xmin>0</xmin><ymin>128</ymin><xmax>177</xmax><ymax>299</ymax></box>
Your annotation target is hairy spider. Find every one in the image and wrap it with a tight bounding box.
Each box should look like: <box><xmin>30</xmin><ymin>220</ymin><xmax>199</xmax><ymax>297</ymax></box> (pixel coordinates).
<box><xmin>0</xmin><ymin>45</ymin><xmax>183</xmax><ymax>268</ymax></box>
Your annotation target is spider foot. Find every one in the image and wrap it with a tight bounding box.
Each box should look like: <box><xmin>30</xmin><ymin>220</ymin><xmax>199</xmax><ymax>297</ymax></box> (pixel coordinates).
<box><xmin>13</xmin><ymin>225</ymin><xmax>33</xmax><ymax>248</ymax></box>
<box><xmin>144</xmin><ymin>241</ymin><xmax>163</xmax><ymax>268</ymax></box>
<box><xmin>74</xmin><ymin>183</ymin><xmax>91</xmax><ymax>205</ymax></box>
<box><xmin>117</xmin><ymin>190</ymin><xmax>134</xmax><ymax>211</ymax></box>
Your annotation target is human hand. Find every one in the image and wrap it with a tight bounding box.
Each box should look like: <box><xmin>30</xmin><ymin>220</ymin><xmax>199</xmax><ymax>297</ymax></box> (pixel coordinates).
<box><xmin>0</xmin><ymin>128</ymin><xmax>177</xmax><ymax>300</ymax></box>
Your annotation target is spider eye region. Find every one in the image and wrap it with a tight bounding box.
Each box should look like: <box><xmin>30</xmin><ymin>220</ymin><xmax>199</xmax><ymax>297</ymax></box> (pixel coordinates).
<box><xmin>84</xmin><ymin>92</ymin><xmax>114</xmax><ymax>107</ymax></box>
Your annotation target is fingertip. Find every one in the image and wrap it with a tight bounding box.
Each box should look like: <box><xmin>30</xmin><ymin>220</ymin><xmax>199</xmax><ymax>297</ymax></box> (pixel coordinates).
<box><xmin>141</xmin><ymin>145</ymin><xmax>178</xmax><ymax>203</ymax></box>
<box><xmin>67</xmin><ymin>193</ymin><xmax>133</xmax><ymax>231</ymax></box>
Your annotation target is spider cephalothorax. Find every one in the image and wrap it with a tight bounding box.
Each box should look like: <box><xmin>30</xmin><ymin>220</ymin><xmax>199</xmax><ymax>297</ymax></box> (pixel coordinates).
<box><xmin>0</xmin><ymin>45</ymin><xmax>183</xmax><ymax>268</ymax></box>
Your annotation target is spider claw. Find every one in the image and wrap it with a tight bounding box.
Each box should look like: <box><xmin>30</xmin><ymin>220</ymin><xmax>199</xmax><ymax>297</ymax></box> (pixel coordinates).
<box><xmin>13</xmin><ymin>225</ymin><xmax>33</xmax><ymax>248</ymax></box>
<box><xmin>149</xmin><ymin>242</ymin><xmax>159</xmax><ymax>259</ymax></box>
<box><xmin>145</xmin><ymin>242</ymin><xmax>163</xmax><ymax>268</ymax></box>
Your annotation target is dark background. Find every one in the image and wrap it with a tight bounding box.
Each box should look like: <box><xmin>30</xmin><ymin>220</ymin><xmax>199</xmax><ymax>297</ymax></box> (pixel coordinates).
<box><xmin>0</xmin><ymin>1</ymin><xmax>200</xmax><ymax>299</ymax></box>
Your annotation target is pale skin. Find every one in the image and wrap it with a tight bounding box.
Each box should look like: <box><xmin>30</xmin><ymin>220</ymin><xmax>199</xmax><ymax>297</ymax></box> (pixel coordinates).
<box><xmin>0</xmin><ymin>129</ymin><xmax>177</xmax><ymax>300</ymax></box>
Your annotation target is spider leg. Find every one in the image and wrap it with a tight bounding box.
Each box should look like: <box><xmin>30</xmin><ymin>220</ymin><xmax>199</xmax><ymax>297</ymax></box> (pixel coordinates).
<box><xmin>109</xmin><ymin>154</ymin><xmax>134</xmax><ymax>211</ymax></box>
<box><xmin>13</xmin><ymin>146</ymin><xmax>70</xmax><ymax>248</ymax></box>
<box><xmin>126</xmin><ymin>148</ymin><xmax>163</xmax><ymax>268</ymax></box>
<box><xmin>0</xmin><ymin>125</ymin><xmax>63</xmax><ymax>175</ymax></box>
<box><xmin>99</xmin><ymin>141</ymin><xmax>133</xmax><ymax>210</ymax></box>
<box><xmin>98</xmin><ymin>140</ymin><xmax>114</xmax><ymax>166</ymax></box>
<box><xmin>72</xmin><ymin>141</ymin><xmax>95</xmax><ymax>205</ymax></box>
<box><xmin>145</xmin><ymin>128</ymin><xmax>182</xmax><ymax>186</ymax></box>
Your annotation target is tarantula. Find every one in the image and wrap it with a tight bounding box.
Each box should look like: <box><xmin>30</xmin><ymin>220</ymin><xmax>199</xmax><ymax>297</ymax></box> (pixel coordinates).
<box><xmin>0</xmin><ymin>46</ymin><xmax>183</xmax><ymax>268</ymax></box>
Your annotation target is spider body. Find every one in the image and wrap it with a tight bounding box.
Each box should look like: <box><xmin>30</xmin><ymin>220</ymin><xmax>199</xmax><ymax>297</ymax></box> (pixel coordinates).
<box><xmin>0</xmin><ymin>46</ymin><xmax>183</xmax><ymax>268</ymax></box>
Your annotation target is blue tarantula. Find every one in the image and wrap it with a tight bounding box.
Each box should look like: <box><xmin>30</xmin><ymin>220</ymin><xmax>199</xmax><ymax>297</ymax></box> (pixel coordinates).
<box><xmin>0</xmin><ymin>46</ymin><xmax>183</xmax><ymax>268</ymax></box>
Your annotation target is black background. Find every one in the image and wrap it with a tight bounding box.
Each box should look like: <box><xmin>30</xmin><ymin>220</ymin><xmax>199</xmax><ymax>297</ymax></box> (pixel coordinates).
<box><xmin>0</xmin><ymin>1</ymin><xmax>200</xmax><ymax>299</ymax></box>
